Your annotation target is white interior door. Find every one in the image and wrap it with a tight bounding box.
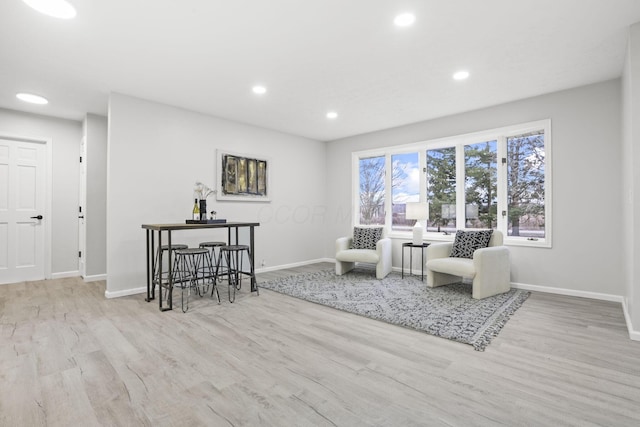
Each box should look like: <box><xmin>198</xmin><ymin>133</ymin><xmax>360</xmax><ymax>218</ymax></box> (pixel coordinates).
<box><xmin>0</xmin><ymin>138</ymin><xmax>46</xmax><ymax>285</ymax></box>
<box><xmin>78</xmin><ymin>136</ymin><xmax>86</xmax><ymax>277</ymax></box>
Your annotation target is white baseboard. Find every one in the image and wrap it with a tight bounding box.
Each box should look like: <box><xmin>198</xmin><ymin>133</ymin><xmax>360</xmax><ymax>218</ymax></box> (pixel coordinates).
<box><xmin>511</xmin><ymin>281</ymin><xmax>624</xmax><ymax>303</ymax></box>
<box><xmin>83</xmin><ymin>274</ymin><xmax>107</xmax><ymax>282</ymax></box>
<box><xmin>50</xmin><ymin>270</ymin><xmax>80</xmax><ymax>279</ymax></box>
<box><xmin>255</xmin><ymin>258</ymin><xmax>334</xmax><ymax>274</ymax></box>
<box><xmin>621</xmin><ymin>297</ymin><xmax>640</xmax><ymax>341</ymax></box>
<box><xmin>511</xmin><ymin>281</ymin><xmax>640</xmax><ymax>340</ymax></box>
<box><xmin>105</xmin><ymin>286</ymin><xmax>146</xmax><ymax>299</ymax></box>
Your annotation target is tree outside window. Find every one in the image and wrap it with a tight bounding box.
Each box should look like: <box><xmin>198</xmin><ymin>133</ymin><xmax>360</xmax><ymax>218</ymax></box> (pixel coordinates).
<box><xmin>426</xmin><ymin>147</ymin><xmax>456</xmax><ymax>233</ymax></box>
<box><xmin>354</xmin><ymin>120</ymin><xmax>550</xmax><ymax>246</ymax></box>
<box><xmin>507</xmin><ymin>132</ymin><xmax>545</xmax><ymax>237</ymax></box>
<box><xmin>359</xmin><ymin>156</ymin><xmax>385</xmax><ymax>225</ymax></box>
<box><xmin>464</xmin><ymin>141</ymin><xmax>497</xmax><ymax>229</ymax></box>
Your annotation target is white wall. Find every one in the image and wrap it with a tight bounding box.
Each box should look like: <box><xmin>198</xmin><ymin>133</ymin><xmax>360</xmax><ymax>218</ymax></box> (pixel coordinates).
<box><xmin>325</xmin><ymin>80</ymin><xmax>624</xmax><ymax>296</ymax></box>
<box><xmin>84</xmin><ymin>113</ymin><xmax>108</xmax><ymax>278</ymax></box>
<box><xmin>622</xmin><ymin>23</ymin><xmax>640</xmax><ymax>334</ymax></box>
<box><xmin>106</xmin><ymin>93</ymin><xmax>326</xmax><ymax>295</ymax></box>
<box><xmin>0</xmin><ymin>108</ymin><xmax>81</xmax><ymax>276</ymax></box>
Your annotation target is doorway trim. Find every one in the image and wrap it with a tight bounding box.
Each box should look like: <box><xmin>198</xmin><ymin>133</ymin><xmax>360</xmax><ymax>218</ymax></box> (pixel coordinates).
<box><xmin>0</xmin><ymin>131</ymin><xmax>52</xmax><ymax>280</ymax></box>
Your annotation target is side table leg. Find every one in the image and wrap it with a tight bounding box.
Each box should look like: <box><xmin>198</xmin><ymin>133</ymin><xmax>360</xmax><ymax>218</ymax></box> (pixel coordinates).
<box><xmin>421</xmin><ymin>246</ymin><xmax>424</xmax><ymax>281</ymax></box>
<box><xmin>145</xmin><ymin>229</ymin><xmax>152</xmax><ymax>302</ymax></box>
<box><xmin>410</xmin><ymin>247</ymin><xmax>413</xmax><ymax>277</ymax></box>
<box><xmin>163</xmin><ymin>231</ymin><xmax>173</xmax><ymax>311</ymax></box>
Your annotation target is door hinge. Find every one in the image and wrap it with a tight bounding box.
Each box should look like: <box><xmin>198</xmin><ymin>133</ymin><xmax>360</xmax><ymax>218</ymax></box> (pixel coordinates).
<box><xmin>80</xmin><ymin>156</ymin><xmax>83</xmax><ymax>163</ymax></box>
<box><xmin>78</xmin><ymin>251</ymin><xmax>82</xmax><ymax>258</ymax></box>
<box><xmin>502</xmin><ymin>210</ymin><xmax>507</xmax><ymax>217</ymax></box>
<box><xmin>501</xmin><ymin>157</ymin><xmax>506</xmax><ymax>165</ymax></box>
<box><xmin>79</xmin><ymin>206</ymin><xmax>82</xmax><ymax>213</ymax></box>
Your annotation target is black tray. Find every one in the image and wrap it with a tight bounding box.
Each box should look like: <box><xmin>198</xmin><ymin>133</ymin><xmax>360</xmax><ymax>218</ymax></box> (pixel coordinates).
<box><xmin>185</xmin><ymin>219</ymin><xmax>227</xmax><ymax>224</ymax></box>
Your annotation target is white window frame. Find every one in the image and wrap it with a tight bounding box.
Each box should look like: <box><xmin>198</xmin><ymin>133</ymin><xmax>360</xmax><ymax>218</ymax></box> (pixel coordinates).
<box><xmin>353</xmin><ymin>119</ymin><xmax>552</xmax><ymax>248</ymax></box>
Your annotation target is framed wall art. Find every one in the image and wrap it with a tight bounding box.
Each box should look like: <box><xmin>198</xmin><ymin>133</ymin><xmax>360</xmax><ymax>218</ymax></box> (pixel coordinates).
<box><xmin>216</xmin><ymin>150</ymin><xmax>270</xmax><ymax>202</ymax></box>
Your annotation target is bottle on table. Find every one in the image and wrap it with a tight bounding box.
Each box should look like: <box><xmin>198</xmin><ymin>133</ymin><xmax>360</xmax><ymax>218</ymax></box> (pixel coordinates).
<box><xmin>192</xmin><ymin>198</ymin><xmax>200</xmax><ymax>220</ymax></box>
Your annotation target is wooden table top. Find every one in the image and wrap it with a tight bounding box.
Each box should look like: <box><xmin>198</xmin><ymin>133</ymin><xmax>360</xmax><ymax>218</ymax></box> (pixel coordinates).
<box><xmin>141</xmin><ymin>222</ymin><xmax>260</xmax><ymax>231</ymax></box>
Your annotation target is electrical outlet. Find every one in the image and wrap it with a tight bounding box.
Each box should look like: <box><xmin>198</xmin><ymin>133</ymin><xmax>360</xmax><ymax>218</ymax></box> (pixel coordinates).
<box><xmin>261</xmin><ymin>259</ymin><xmax>266</xmax><ymax>267</ymax></box>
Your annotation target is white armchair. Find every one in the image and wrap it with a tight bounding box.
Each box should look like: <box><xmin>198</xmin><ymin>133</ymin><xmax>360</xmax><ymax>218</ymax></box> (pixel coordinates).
<box><xmin>426</xmin><ymin>230</ymin><xmax>510</xmax><ymax>299</ymax></box>
<box><xmin>335</xmin><ymin>226</ymin><xmax>392</xmax><ymax>279</ymax></box>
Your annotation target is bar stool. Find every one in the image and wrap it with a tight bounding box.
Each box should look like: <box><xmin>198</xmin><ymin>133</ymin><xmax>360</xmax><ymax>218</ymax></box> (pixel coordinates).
<box><xmin>215</xmin><ymin>244</ymin><xmax>257</xmax><ymax>303</ymax></box>
<box><xmin>153</xmin><ymin>244</ymin><xmax>188</xmax><ymax>291</ymax></box>
<box><xmin>198</xmin><ymin>241</ymin><xmax>226</xmax><ymax>282</ymax></box>
<box><xmin>173</xmin><ymin>247</ymin><xmax>220</xmax><ymax>312</ymax></box>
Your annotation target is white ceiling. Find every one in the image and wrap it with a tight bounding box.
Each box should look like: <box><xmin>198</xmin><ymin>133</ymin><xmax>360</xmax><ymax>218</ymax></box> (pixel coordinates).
<box><xmin>2</xmin><ymin>0</ymin><xmax>640</xmax><ymax>141</ymax></box>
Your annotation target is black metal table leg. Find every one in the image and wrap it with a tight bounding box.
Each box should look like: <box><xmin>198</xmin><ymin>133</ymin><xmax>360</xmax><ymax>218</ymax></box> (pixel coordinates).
<box><xmin>163</xmin><ymin>231</ymin><xmax>173</xmax><ymax>311</ymax></box>
<box><xmin>158</xmin><ymin>231</ymin><xmax>165</xmax><ymax>310</ymax></box>
<box><xmin>151</xmin><ymin>230</ymin><xmax>156</xmax><ymax>299</ymax></box>
<box><xmin>250</xmin><ymin>225</ymin><xmax>258</xmax><ymax>293</ymax></box>
<box><xmin>145</xmin><ymin>229</ymin><xmax>153</xmax><ymax>302</ymax></box>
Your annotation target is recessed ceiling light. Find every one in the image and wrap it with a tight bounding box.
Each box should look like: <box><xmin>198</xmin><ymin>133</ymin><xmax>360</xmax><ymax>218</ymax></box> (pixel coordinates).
<box><xmin>252</xmin><ymin>85</ymin><xmax>267</xmax><ymax>95</ymax></box>
<box><xmin>16</xmin><ymin>93</ymin><xmax>49</xmax><ymax>105</ymax></box>
<box><xmin>22</xmin><ymin>0</ymin><xmax>77</xmax><ymax>19</ymax></box>
<box><xmin>326</xmin><ymin>111</ymin><xmax>338</xmax><ymax>119</ymax></box>
<box><xmin>453</xmin><ymin>70</ymin><xmax>470</xmax><ymax>80</ymax></box>
<box><xmin>394</xmin><ymin>13</ymin><xmax>416</xmax><ymax>27</ymax></box>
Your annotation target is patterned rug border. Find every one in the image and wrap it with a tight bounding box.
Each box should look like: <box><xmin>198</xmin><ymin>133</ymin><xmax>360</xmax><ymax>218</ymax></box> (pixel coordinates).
<box><xmin>260</xmin><ymin>269</ymin><xmax>530</xmax><ymax>351</ymax></box>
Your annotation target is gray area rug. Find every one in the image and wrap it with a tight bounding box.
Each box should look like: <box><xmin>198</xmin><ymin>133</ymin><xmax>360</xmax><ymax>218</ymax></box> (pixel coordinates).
<box><xmin>260</xmin><ymin>268</ymin><xmax>530</xmax><ymax>351</ymax></box>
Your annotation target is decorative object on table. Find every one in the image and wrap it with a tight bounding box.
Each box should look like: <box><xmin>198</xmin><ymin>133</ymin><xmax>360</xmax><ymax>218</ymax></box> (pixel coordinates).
<box><xmin>185</xmin><ymin>219</ymin><xmax>227</xmax><ymax>224</ymax></box>
<box><xmin>426</xmin><ymin>229</ymin><xmax>511</xmax><ymax>299</ymax></box>
<box><xmin>199</xmin><ymin>200</ymin><xmax>207</xmax><ymax>220</ymax></box>
<box><xmin>192</xmin><ymin>198</ymin><xmax>200</xmax><ymax>221</ymax></box>
<box><xmin>210</xmin><ymin>210</ymin><xmax>217</xmax><ymax>220</ymax></box>
<box><xmin>405</xmin><ymin>202</ymin><xmax>428</xmax><ymax>245</ymax></box>
<box><xmin>260</xmin><ymin>268</ymin><xmax>529</xmax><ymax>351</ymax></box>
<box><xmin>194</xmin><ymin>181</ymin><xmax>216</xmax><ymax>220</ymax></box>
<box><xmin>216</xmin><ymin>150</ymin><xmax>270</xmax><ymax>202</ymax></box>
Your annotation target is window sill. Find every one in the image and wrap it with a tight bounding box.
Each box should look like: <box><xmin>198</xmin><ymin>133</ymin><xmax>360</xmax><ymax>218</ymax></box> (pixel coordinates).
<box><xmin>387</xmin><ymin>231</ymin><xmax>551</xmax><ymax>248</ymax></box>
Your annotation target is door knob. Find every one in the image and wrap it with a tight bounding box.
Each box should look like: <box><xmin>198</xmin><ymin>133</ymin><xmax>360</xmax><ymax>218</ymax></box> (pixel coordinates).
<box><xmin>30</xmin><ymin>215</ymin><xmax>43</xmax><ymax>220</ymax></box>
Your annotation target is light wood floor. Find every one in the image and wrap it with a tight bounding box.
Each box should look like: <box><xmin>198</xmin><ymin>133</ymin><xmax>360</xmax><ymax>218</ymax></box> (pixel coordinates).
<box><xmin>1</xmin><ymin>262</ymin><xmax>639</xmax><ymax>426</ymax></box>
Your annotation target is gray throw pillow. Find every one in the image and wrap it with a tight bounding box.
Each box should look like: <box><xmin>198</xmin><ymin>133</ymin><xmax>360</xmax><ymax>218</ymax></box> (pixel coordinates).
<box><xmin>351</xmin><ymin>227</ymin><xmax>383</xmax><ymax>250</ymax></box>
<box><xmin>450</xmin><ymin>229</ymin><xmax>493</xmax><ymax>258</ymax></box>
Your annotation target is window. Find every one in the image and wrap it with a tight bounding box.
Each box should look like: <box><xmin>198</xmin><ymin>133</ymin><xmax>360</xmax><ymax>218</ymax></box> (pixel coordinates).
<box><xmin>358</xmin><ymin>156</ymin><xmax>385</xmax><ymax>225</ymax></box>
<box><xmin>507</xmin><ymin>131</ymin><xmax>545</xmax><ymax>238</ymax></box>
<box><xmin>464</xmin><ymin>140</ymin><xmax>497</xmax><ymax>229</ymax></box>
<box><xmin>426</xmin><ymin>147</ymin><xmax>456</xmax><ymax>234</ymax></box>
<box><xmin>391</xmin><ymin>152</ymin><xmax>419</xmax><ymax>231</ymax></box>
<box><xmin>353</xmin><ymin>120</ymin><xmax>551</xmax><ymax>247</ymax></box>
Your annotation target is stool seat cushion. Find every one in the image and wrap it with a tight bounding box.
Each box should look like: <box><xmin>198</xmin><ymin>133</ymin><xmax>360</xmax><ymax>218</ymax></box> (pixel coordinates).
<box><xmin>199</xmin><ymin>241</ymin><xmax>226</xmax><ymax>247</ymax></box>
<box><xmin>175</xmin><ymin>248</ymin><xmax>208</xmax><ymax>255</ymax></box>
<box><xmin>223</xmin><ymin>245</ymin><xmax>250</xmax><ymax>251</ymax></box>
<box><xmin>160</xmin><ymin>244</ymin><xmax>188</xmax><ymax>250</ymax></box>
